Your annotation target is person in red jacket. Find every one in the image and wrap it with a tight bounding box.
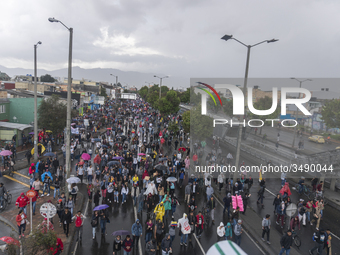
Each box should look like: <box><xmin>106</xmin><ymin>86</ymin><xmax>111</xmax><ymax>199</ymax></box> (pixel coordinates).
<box><xmin>15</xmin><ymin>192</ymin><xmax>29</xmax><ymax>214</ymax></box>
<box><xmin>28</xmin><ymin>163</ymin><xmax>35</xmax><ymax>177</ymax></box>
<box><xmin>16</xmin><ymin>209</ymin><xmax>27</xmax><ymax>238</ymax></box>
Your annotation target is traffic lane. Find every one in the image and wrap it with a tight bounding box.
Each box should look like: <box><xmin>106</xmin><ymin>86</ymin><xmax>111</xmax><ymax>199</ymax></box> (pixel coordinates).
<box><xmin>170</xmin><ymin>184</ymin><xmax>263</xmax><ymax>255</ymax></box>
<box><xmin>75</xmin><ymin>196</ymin><xmax>136</xmax><ymax>255</ymax></box>
<box><xmin>251</xmin><ymin>178</ymin><xmax>340</xmax><ymax>255</ymax></box>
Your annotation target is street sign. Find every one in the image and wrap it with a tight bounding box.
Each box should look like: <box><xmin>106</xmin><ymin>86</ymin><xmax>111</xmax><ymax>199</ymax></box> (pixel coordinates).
<box><xmin>286</xmin><ymin>203</ymin><xmax>297</xmax><ymax>217</ymax></box>
<box><xmin>26</xmin><ymin>190</ymin><xmax>36</xmax><ymax>199</ymax></box>
<box><xmin>40</xmin><ymin>203</ymin><xmax>56</xmax><ymax>219</ymax></box>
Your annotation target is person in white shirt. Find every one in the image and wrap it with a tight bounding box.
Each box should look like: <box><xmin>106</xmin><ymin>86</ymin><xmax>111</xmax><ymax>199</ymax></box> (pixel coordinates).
<box><xmin>70</xmin><ymin>146</ymin><xmax>74</xmax><ymax>161</ymax></box>
<box><xmin>87</xmin><ymin>164</ymin><xmax>93</xmax><ymax>183</ymax></box>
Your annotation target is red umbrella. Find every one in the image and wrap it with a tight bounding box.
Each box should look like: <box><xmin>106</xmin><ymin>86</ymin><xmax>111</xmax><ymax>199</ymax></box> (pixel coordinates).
<box><xmin>161</xmin><ymin>138</ymin><xmax>165</xmax><ymax>144</ymax></box>
<box><xmin>192</xmin><ymin>154</ymin><xmax>198</xmax><ymax>161</ymax></box>
<box><xmin>0</xmin><ymin>236</ymin><xmax>20</xmax><ymax>246</ymax></box>
<box><xmin>107</xmin><ymin>128</ymin><xmax>112</xmax><ymax>130</ymax></box>
<box><xmin>178</xmin><ymin>147</ymin><xmax>186</xmax><ymax>152</ymax></box>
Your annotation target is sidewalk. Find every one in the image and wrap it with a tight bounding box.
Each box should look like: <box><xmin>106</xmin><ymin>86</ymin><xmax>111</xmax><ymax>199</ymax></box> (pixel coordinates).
<box><xmin>0</xmin><ymin>187</ymin><xmax>84</xmax><ymax>254</ymax></box>
<box><xmin>211</xmin><ymin>182</ymin><xmax>302</xmax><ymax>255</ymax></box>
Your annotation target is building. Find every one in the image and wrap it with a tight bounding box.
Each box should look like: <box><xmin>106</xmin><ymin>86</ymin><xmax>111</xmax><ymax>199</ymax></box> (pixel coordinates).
<box><xmin>0</xmin><ymin>72</ymin><xmax>11</xmax><ymax>81</ymax></box>
<box><xmin>9</xmin><ymin>98</ymin><xmax>43</xmax><ymax>125</ymax></box>
<box><xmin>0</xmin><ymin>99</ymin><xmax>10</xmax><ymax>122</ymax></box>
<box><xmin>0</xmin><ymin>122</ymin><xmax>33</xmax><ymax>147</ymax></box>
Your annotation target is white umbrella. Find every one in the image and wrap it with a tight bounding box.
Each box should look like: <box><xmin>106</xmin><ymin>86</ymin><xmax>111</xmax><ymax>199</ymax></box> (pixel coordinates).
<box><xmin>166</xmin><ymin>177</ymin><xmax>177</xmax><ymax>182</ymax></box>
<box><xmin>66</xmin><ymin>177</ymin><xmax>81</xmax><ymax>184</ymax></box>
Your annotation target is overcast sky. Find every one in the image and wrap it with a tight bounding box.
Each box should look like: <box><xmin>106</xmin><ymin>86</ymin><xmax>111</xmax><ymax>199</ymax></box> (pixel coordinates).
<box><xmin>1</xmin><ymin>0</ymin><xmax>340</xmax><ymax>82</ymax></box>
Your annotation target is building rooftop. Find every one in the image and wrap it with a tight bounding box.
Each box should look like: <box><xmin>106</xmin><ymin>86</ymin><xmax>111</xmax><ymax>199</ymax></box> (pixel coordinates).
<box><xmin>0</xmin><ymin>122</ymin><xmax>32</xmax><ymax>131</ymax></box>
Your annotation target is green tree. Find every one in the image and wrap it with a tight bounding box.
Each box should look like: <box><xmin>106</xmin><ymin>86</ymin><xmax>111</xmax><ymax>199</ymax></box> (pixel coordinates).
<box><xmin>223</xmin><ymin>98</ymin><xmax>234</xmax><ymax>117</ymax></box>
<box><xmin>146</xmin><ymin>90</ymin><xmax>160</xmax><ymax>108</ymax></box>
<box><xmin>321</xmin><ymin>99</ymin><xmax>340</xmax><ymax>128</ymax></box>
<box><xmin>149</xmin><ymin>85</ymin><xmax>160</xmax><ymax>93</ymax></box>
<box><xmin>100</xmin><ymin>87</ymin><xmax>108</xmax><ymax>97</ymax></box>
<box><xmin>190</xmin><ymin>87</ymin><xmax>201</xmax><ymax>105</ymax></box>
<box><xmin>190</xmin><ymin>105</ymin><xmax>213</xmax><ymax>139</ymax></box>
<box><xmin>158</xmin><ymin>90</ymin><xmax>180</xmax><ymax>114</ymax></box>
<box><xmin>207</xmin><ymin>93</ymin><xmax>228</xmax><ymax>114</ymax></box>
<box><xmin>168</xmin><ymin>121</ymin><xmax>179</xmax><ymax>133</ymax></box>
<box><xmin>248</xmin><ymin>96</ymin><xmax>281</xmax><ymax>134</ymax></box>
<box><xmin>38</xmin><ymin>94</ymin><xmax>78</xmax><ymax>134</ymax></box>
<box><xmin>138</xmin><ymin>86</ymin><xmax>149</xmax><ymax>99</ymax></box>
<box><xmin>23</xmin><ymin>229</ymin><xmax>57</xmax><ymax>255</ymax></box>
<box><xmin>182</xmin><ymin>110</ymin><xmax>190</xmax><ymax>133</ymax></box>
<box><xmin>179</xmin><ymin>88</ymin><xmax>190</xmax><ymax>103</ymax></box>
<box><xmin>40</xmin><ymin>74</ymin><xmax>56</xmax><ymax>82</ymax></box>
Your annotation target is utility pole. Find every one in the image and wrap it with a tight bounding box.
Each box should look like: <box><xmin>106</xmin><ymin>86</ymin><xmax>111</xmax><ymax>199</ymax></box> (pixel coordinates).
<box><xmin>34</xmin><ymin>41</ymin><xmax>42</xmax><ymax>161</ymax></box>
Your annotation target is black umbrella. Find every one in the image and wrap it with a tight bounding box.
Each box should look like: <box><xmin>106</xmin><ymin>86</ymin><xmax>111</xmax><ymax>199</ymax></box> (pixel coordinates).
<box><xmin>155</xmin><ymin>164</ymin><xmax>167</xmax><ymax>171</ymax></box>
<box><xmin>112</xmin><ymin>230</ymin><xmax>131</xmax><ymax>236</ymax></box>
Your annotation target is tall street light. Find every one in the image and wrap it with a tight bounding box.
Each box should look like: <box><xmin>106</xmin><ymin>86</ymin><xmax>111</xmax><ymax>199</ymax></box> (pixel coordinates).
<box><xmin>34</xmin><ymin>41</ymin><xmax>42</xmax><ymax>161</ymax></box>
<box><xmin>221</xmin><ymin>35</ymin><xmax>278</xmax><ymax>179</ymax></box>
<box><xmin>110</xmin><ymin>74</ymin><xmax>118</xmax><ymax>86</ymax></box>
<box><xmin>290</xmin><ymin>78</ymin><xmax>312</xmax><ymax>148</ymax></box>
<box><xmin>49</xmin><ymin>17</ymin><xmax>73</xmax><ymax>197</ymax></box>
<box><xmin>154</xmin><ymin>75</ymin><xmax>169</xmax><ymax>99</ymax></box>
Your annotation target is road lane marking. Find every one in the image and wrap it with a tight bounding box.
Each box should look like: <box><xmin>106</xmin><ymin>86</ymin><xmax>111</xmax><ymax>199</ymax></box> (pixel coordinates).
<box><xmin>3</xmin><ymin>175</ymin><xmax>44</xmax><ymax>193</ymax></box>
<box><xmin>193</xmin><ymin>233</ymin><xmax>206</xmax><ymax>255</ymax></box>
<box><xmin>12</xmin><ymin>172</ymin><xmax>55</xmax><ymax>190</ymax></box>
<box><xmin>73</xmin><ymin>196</ymin><xmax>89</xmax><ymax>255</ymax></box>
<box><xmin>213</xmin><ymin>194</ymin><xmax>266</xmax><ymax>255</ymax></box>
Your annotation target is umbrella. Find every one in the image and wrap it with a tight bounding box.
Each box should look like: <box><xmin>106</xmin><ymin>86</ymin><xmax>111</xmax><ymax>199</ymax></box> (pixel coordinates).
<box><xmin>112</xmin><ymin>230</ymin><xmax>131</xmax><ymax>236</ymax></box>
<box><xmin>178</xmin><ymin>147</ymin><xmax>186</xmax><ymax>152</ymax></box>
<box><xmin>43</xmin><ymin>152</ymin><xmax>55</xmax><ymax>157</ymax></box>
<box><xmin>166</xmin><ymin>177</ymin><xmax>177</xmax><ymax>182</ymax></box>
<box><xmin>112</xmin><ymin>156</ymin><xmax>124</xmax><ymax>160</ymax></box>
<box><xmin>81</xmin><ymin>153</ymin><xmax>91</xmax><ymax>161</ymax></box>
<box><xmin>155</xmin><ymin>164</ymin><xmax>167</xmax><ymax>171</ymax></box>
<box><xmin>0</xmin><ymin>237</ymin><xmax>20</xmax><ymax>246</ymax></box>
<box><xmin>93</xmin><ymin>204</ymin><xmax>109</xmax><ymax>211</ymax></box>
<box><xmin>121</xmin><ymin>135</ymin><xmax>127</xmax><ymax>140</ymax></box>
<box><xmin>107</xmin><ymin>128</ymin><xmax>112</xmax><ymax>130</ymax></box>
<box><xmin>45</xmin><ymin>130</ymin><xmax>53</xmax><ymax>133</ymax></box>
<box><xmin>161</xmin><ymin>138</ymin><xmax>165</xmax><ymax>144</ymax></box>
<box><xmin>94</xmin><ymin>138</ymin><xmax>101</xmax><ymax>142</ymax></box>
<box><xmin>101</xmin><ymin>145</ymin><xmax>108</xmax><ymax>148</ymax></box>
<box><xmin>138</xmin><ymin>153</ymin><xmax>145</xmax><ymax>156</ymax></box>
<box><xmin>158</xmin><ymin>157</ymin><xmax>167</xmax><ymax>162</ymax></box>
<box><xmin>66</xmin><ymin>177</ymin><xmax>81</xmax><ymax>184</ymax></box>
<box><xmin>29</xmin><ymin>132</ymin><xmax>34</xmax><ymax>135</ymax></box>
<box><xmin>108</xmin><ymin>161</ymin><xmax>120</xmax><ymax>166</ymax></box>
<box><xmin>0</xmin><ymin>150</ymin><xmax>12</xmax><ymax>156</ymax></box>
<box><xmin>71</xmin><ymin>123</ymin><xmax>76</xmax><ymax>125</ymax></box>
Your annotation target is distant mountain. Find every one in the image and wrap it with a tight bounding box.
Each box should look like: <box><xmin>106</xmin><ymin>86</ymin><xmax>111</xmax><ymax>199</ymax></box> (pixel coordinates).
<box><xmin>0</xmin><ymin>65</ymin><xmax>188</xmax><ymax>89</ymax></box>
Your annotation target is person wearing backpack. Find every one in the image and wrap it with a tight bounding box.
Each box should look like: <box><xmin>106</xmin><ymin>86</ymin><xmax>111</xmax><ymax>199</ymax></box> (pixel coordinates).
<box><xmin>72</xmin><ymin>210</ymin><xmax>86</xmax><ymax>242</ymax></box>
<box><xmin>310</xmin><ymin>229</ymin><xmax>326</xmax><ymax>255</ymax></box>
<box><xmin>70</xmin><ymin>184</ymin><xmax>79</xmax><ymax>205</ymax></box>
<box><xmin>91</xmin><ymin>210</ymin><xmax>99</xmax><ymax>239</ymax></box>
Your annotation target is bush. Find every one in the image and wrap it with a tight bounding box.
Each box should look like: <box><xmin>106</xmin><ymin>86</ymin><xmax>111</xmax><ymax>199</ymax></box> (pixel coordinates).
<box><xmin>22</xmin><ymin>229</ymin><xmax>57</xmax><ymax>255</ymax></box>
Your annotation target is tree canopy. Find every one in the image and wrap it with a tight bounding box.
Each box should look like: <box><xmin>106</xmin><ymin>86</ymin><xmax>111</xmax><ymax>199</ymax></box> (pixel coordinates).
<box><xmin>179</xmin><ymin>88</ymin><xmax>190</xmax><ymax>103</ymax></box>
<box><xmin>100</xmin><ymin>87</ymin><xmax>108</xmax><ymax>97</ymax></box>
<box><xmin>40</xmin><ymin>74</ymin><xmax>56</xmax><ymax>82</ymax></box>
<box><xmin>138</xmin><ymin>86</ymin><xmax>149</xmax><ymax>99</ymax></box>
<box><xmin>321</xmin><ymin>99</ymin><xmax>340</xmax><ymax>128</ymax></box>
<box><xmin>158</xmin><ymin>90</ymin><xmax>180</xmax><ymax>114</ymax></box>
<box><xmin>190</xmin><ymin>105</ymin><xmax>213</xmax><ymax>139</ymax></box>
<box><xmin>182</xmin><ymin>110</ymin><xmax>190</xmax><ymax>133</ymax></box>
<box><xmin>38</xmin><ymin>94</ymin><xmax>77</xmax><ymax>134</ymax></box>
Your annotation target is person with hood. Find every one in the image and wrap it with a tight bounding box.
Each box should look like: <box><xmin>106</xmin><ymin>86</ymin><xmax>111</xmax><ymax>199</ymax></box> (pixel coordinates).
<box><xmin>29</xmin><ymin>163</ymin><xmax>35</xmax><ymax>177</ymax></box>
<box><xmin>290</xmin><ymin>215</ymin><xmax>300</xmax><ymax>231</ymax></box>
<box><xmin>16</xmin><ymin>209</ymin><xmax>27</xmax><ymax>238</ymax></box>
<box><xmin>276</xmin><ymin>201</ymin><xmax>285</xmax><ymax>228</ymax></box>
<box><xmin>162</xmin><ymin>193</ymin><xmax>172</xmax><ymax>218</ymax></box>
<box><xmin>261</xmin><ymin>214</ymin><xmax>271</xmax><ymax>244</ymax></box>
<box><xmin>106</xmin><ymin>183</ymin><xmax>114</xmax><ymax>203</ymax></box>
<box><xmin>178</xmin><ymin>213</ymin><xmax>191</xmax><ymax>246</ymax></box>
<box><xmin>168</xmin><ymin>216</ymin><xmax>177</xmax><ymax>243</ymax></box>
<box><xmin>15</xmin><ymin>192</ymin><xmax>29</xmax><ymax>214</ymax></box>
<box><xmin>122</xmin><ymin>235</ymin><xmax>133</xmax><ymax>255</ymax></box>
<box><xmin>280</xmin><ymin>182</ymin><xmax>292</xmax><ymax>200</ymax></box>
<box><xmin>154</xmin><ymin>201</ymin><xmax>165</xmax><ymax>222</ymax></box>
<box><xmin>131</xmin><ymin>219</ymin><xmax>142</xmax><ymax>247</ymax></box>
<box><xmin>206</xmin><ymin>185</ymin><xmax>214</xmax><ymax>201</ymax></box>
<box><xmin>224</xmin><ymin>222</ymin><xmax>232</xmax><ymax>240</ymax></box>
<box><xmin>121</xmin><ymin>183</ymin><xmax>129</xmax><ymax>204</ymax></box>
<box><xmin>279</xmin><ymin>230</ymin><xmax>293</xmax><ymax>255</ymax></box>
<box><xmin>41</xmin><ymin>169</ymin><xmax>53</xmax><ymax>196</ymax></box>
<box><xmin>223</xmin><ymin>193</ymin><xmax>231</xmax><ymax>217</ymax></box>
<box><xmin>93</xmin><ymin>190</ymin><xmax>101</xmax><ymax>207</ymax></box>
<box><xmin>112</xmin><ymin>235</ymin><xmax>122</xmax><ymax>255</ymax></box>
<box><xmin>184</xmin><ymin>183</ymin><xmax>192</xmax><ymax>204</ymax></box>
<box><xmin>145</xmin><ymin>239</ymin><xmax>157</xmax><ymax>255</ymax></box>
<box><xmin>91</xmin><ymin>210</ymin><xmax>99</xmax><ymax>239</ymax></box>
<box><xmin>61</xmin><ymin>207</ymin><xmax>72</xmax><ymax>238</ymax></box>
<box><xmin>217</xmin><ymin>222</ymin><xmax>225</xmax><ymax>241</ymax></box>
<box><xmin>161</xmin><ymin>233</ymin><xmax>172</xmax><ymax>255</ymax></box>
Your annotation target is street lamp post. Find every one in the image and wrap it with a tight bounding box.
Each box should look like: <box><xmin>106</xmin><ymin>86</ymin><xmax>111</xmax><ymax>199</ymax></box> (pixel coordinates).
<box><xmin>290</xmin><ymin>78</ymin><xmax>312</xmax><ymax>148</ymax></box>
<box><xmin>221</xmin><ymin>35</ymin><xmax>278</xmax><ymax>179</ymax></box>
<box><xmin>49</xmin><ymin>18</ymin><xmax>73</xmax><ymax>198</ymax></box>
<box><xmin>110</xmin><ymin>74</ymin><xmax>118</xmax><ymax>86</ymax></box>
<box><xmin>34</xmin><ymin>41</ymin><xmax>42</xmax><ymax>161</ymax></box>
<box><xmin>154</xmin><ymin>75</ymin><xmax>169</xmax><ymax>99</ymax></box>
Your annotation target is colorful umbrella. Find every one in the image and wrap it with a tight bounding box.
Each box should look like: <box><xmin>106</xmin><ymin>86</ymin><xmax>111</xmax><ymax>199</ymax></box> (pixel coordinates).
<box><xmin>0</xmin><ymin>236</ymin><xmax>20</xmax><ymax>246</ymax></box>
<box><xmin>166</xmin><ymin>177</ymin><xmax>177</xmax><ymax>182</ymax></box>
<box><xmin>0</xmin><ymin>150</ymin><xmax>12</xmax><ymax>156</ymax></box>
<box><xmin>45</xmin><ymin>130</ymin><xmax>53</xmax><ymax>133</ymax></box>
<box><xmin>178</xmin><ymin>147</ymin><xmax>186</xmax><ymax>152</ymax></box>
<box><xmin>93</xmin><ymin>204</ymin><xmax>109</xmax><ymax>211</ymax></box>
<box><xmin>81</xmin><ymin>153</ymin><xmax>91</xmax><ymax>161</ymax></box>
<box><xmin>107</xmin><ymin>128</ymin><xmax>112</xmax><ymax>130</ymax></box>
<box><xmin>29</xmin><ymin>132</ymin><xmax>34</xmax><ymax>135</ymax></box>
<box><xmin>112</xmin><ymin>156</ymin><xmax>124</xmax><ymax>160</ymax></box>
<box><xmin>138</xmin><ymin>153</ymin><xmax>145</xmax><ymax>156</ymax></box>
<box><xmin>43</xmin><ymin>152</ymin><xmax>55</xmax><ymax>157</ymax></box>
<box><xmin>71</xmin><ymin>123</ymin><xmax>76</xmax><ymax>125</ymax></box>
